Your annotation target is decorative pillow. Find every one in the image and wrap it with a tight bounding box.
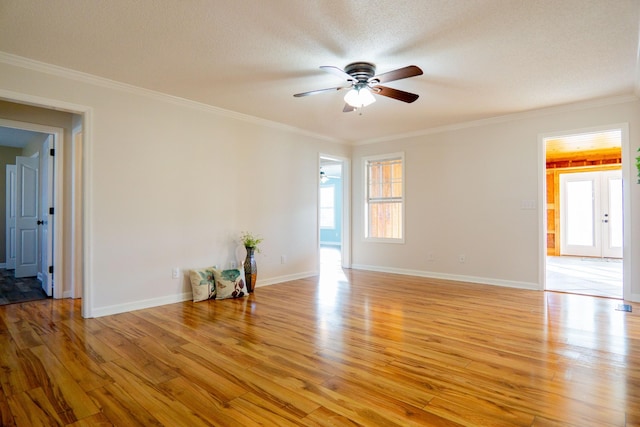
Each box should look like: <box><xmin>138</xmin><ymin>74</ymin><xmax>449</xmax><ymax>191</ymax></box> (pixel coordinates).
<box><xmin>213</xmin><ymin>268</ymin><xmax>248</xmax><ymax>299</ymax></box>
<box><xmin>189</xmin><ymin>267</ymin><xmax>216</xmax><ymax>302</ymax></box>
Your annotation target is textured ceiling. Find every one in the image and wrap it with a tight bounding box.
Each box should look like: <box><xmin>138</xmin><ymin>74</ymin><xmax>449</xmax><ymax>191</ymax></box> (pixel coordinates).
<box><xmin>0</xmin><ymin>0</ymin><xmax>639</xmax><ymax>143</ymax></box>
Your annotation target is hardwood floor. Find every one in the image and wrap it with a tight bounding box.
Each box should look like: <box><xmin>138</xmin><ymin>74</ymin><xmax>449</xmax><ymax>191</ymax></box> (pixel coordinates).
<box><xmin>1</xmin><ymin>269</ymin><xmax>639</xmax><ymax>426</ymax></box>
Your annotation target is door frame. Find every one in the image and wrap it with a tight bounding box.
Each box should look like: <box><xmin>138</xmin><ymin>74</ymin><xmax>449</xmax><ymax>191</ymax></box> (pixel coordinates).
<box><xmin>319</xmin><ymin>153</ymin><xmax>351</xmax><ymax>269</ymax></box>
<box><xmin>71</xmin><ymin>124</ymin><xmax>83</xmax><ymax>299</ymax></box>
<box><xmin>5</xmin><ymin>164</ymin><xmax>16</xmax><ymax>270</ymax></box>
<box><xmin>538</xmin><ymin>123</ymin><xmax>631</xmax><ymax>300</ymax></box>
<box><xmin>0</xmin><ymin>89</ymin><xmax>93</xmax><ymax>317</ymax></box>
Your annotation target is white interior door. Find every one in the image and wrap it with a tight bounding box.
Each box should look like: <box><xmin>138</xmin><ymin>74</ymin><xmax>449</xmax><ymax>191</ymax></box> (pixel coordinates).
<box><xmin>560</xmin><ymin>170</ymin><xmax>622</xmax><ymax>258</ymax></box>
<box><xmin>5</xmin><ymin>165</ymin><xmax>16</xmax><ymax>270</ymax></box>
<box><xmin>40</xmin><ymin>136</ymin><xmax>54</xmax><ymax>293</ymax></box>
<box><xmin>15</xmin><ymin>156</ymin><xmax>40</xmax><ymax>283</ymax></box>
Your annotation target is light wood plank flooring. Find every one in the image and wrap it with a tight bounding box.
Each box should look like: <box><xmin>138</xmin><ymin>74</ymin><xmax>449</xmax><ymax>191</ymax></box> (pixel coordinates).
<box><xmin>1</xmin><ymin>270</ymin><xmax>639</xmax><ymax>426</ymax></box>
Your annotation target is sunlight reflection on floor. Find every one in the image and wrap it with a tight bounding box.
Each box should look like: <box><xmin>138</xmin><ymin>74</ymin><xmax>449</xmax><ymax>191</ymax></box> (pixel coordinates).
<box><xmin>316</xmin><ymin>246</ymin><xmax>348</xmax><ymax>349</ymax></box>
<box><xmin>548</xmin><ymin>292</ymin><xmax>628</xmax><ymax>355</ymax></box>
<box><xmin>546</xmin><ymin>256</ymin><xmax>622</xmax><ymax>298</ymax></box>
<box><xmin>319</xmin><ymin>245</ymin><xmax>347</xmax><ymax>289</ymax></box>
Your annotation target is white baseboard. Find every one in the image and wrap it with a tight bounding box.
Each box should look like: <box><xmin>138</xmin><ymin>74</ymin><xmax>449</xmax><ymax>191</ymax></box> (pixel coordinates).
<box><xmin>86</xmin><ymin>266</ymin><xmax>546</xmax><ymax>318</ymax></box>
<box><xmin>350</xmin><ymin>264</ymin><xmax>540</xmax><ymax>291</ymax></box>
<box><xmin>255</xmin><ymin>270</ymin><xmax>318</xmax><ymax>288</ymax></box>
<box><xmin>89</xmin><ymin>292</ymin><xmax>193</xmax><ymax>318</ymax></box>
<box><xmin>87</xmin><ymin>271</ymin><xmax>318</xmax><ymax>318</ymax></box>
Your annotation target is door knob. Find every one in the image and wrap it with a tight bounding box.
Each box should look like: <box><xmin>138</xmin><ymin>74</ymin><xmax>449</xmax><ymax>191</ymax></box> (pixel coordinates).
<box><xmin>37</xmin><ymin>220</ymin><xmax>44</xmax><ymax>225</ymax></box>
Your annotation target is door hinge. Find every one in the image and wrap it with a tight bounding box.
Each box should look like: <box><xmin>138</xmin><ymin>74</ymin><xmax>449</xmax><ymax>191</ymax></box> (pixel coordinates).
<box><xmin>49</xmin><ymin>207</ymin><xmax>54</xmax><ymax>215</ymax></box>
<box><xmin>50</xmin><ymin>148</ymin><xmax>55</xmax><ymax>156</ymax></box>
<box><xmin>48</xmin><ymin>266</ymin><xmax>53</xmax><ymax>274</ymax></box>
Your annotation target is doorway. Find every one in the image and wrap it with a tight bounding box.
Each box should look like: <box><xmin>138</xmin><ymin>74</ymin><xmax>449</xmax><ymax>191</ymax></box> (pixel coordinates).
<box><xmin>542</xmin><ymin>127</ymin><xmax>625</xmax><ymax>299</ymax></box>
<box><xmin>0</xmin><ymin>118</ymin><xmax>66</xmax><ymax>302</ymax></box>
<box><xmin>0</xmin><ymin>124</ymin><xmax>57</xmax><ymax>304</ymax></box>
<box><xmin>319</xmin><ymin>155</ymin><xmax>350</xmax><ymax>273</ymax></box>
<box><xmin>0</xmin><ymin>93</ymin><xmax>89</xmax><ymax>316</ymax></box>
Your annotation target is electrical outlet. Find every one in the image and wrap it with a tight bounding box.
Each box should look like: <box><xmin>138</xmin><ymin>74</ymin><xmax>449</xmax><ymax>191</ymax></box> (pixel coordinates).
<box><xmin>172</xmin><ymin>267</ymin><xmax>180</xmax><ymax>279</ymax></box>
<box><xmin>459</xmin><ymin>255</ymin><xmax>466</xmax><ymax>263</ymax></box>
<box><xmin>229</xmin><ymin>261</ymin><xmax>237</xmax><ymax>269</ymax></box>
<box><xmin>427</xmin><ymin>252</ymin><xmax>435</xmax><ymax>262</ymax></box>
<box><xmin>281</xmin><ymin>255</ymin><xmax>287</xmax><ymax>264</ymax></box>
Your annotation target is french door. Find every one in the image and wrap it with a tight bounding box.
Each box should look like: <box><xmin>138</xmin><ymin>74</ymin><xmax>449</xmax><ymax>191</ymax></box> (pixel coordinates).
<box><xmin>560</xmin><ymin>170</ymin><xmax>622</xmax><ymax>258</ymax></box>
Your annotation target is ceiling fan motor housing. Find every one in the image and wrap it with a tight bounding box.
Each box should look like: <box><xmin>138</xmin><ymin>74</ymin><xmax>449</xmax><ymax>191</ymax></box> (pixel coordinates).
<box><xmin>345</xmin><ymin>62</ymin><xmax>376</xmax><ymax>82</ymax></box>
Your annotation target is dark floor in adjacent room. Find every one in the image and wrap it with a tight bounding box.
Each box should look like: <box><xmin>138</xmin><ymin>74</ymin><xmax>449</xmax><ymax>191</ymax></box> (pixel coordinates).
<box><xmin>0</xmin><ymin>268</ymin><xmax>47</xmax><ymax>305</ymax></box>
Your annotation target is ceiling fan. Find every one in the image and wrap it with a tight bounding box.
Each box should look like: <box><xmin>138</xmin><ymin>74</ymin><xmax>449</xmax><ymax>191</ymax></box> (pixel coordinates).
<box><xmin>294</xmin><ymin>62</ymin><xmax>423</xmax><ymax>112</ymax></box>
<box><xmin>319</xmin><ymin>167</ymin><xmax>341</xmax><ymax>183</ymax></box>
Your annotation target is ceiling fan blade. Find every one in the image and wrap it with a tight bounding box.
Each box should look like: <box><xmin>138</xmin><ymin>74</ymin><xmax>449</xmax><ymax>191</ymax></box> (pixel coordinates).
<box><xmin>375</xmin><ymin>86</ymin><xmax>419</xmax><ymax>103</ymax></box>
<box><xmin>321</xmin><ymin>66</ymin><xmax>357</xmax><ymax>82</ymax></box>
<box><xmin>370</xmin><ymin>65</ymin><xmax>423</xmax><ymax>84</ymax></box>
<box><xmin>293</xmin><ymin>86</ymin><xmax>349</xmax><ymax>97</ymax></box>
<box><xmin>343</xmin><ymin>103</ymin><xmax>356</xmax><ymax>113</ymax></box>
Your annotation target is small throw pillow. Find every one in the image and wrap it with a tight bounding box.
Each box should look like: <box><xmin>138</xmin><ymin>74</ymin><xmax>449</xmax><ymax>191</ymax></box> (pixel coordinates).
<box><xmin>213</xmin><ymin>268</ymin><xmax>248</xmax><ymax>299</ymax></box>
<box><xmin>189</xmin><ymin>267</ymin><xmax>216</xmax><ymax>302</ymax></box>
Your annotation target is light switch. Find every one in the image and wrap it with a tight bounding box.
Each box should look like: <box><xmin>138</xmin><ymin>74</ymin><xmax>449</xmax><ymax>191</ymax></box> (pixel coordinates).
<box><xmin>521</xmin><ymin>200</ymin><xmax>536</xmax><ymax>210</ymax></box>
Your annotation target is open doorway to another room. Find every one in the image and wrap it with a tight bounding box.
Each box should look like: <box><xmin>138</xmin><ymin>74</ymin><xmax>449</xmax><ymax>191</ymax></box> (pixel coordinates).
<box><xmin>319</xmin><ymin>155</ymin><xmax>349</xmax><ymax>275</ymax></box>
<box><xmin>0</xmin><ymin>124</ymin><xmax>56</xmax><ymax>305</ymax></box>
<box><xmin>0</xmin><ymin>96</ymin><xmax>88</xmax><ymax>316</ymax></box>
<box><xmin>544</xmin><ymin>129</ymin><xmax>623</xmax><ymax>299</ymax></box>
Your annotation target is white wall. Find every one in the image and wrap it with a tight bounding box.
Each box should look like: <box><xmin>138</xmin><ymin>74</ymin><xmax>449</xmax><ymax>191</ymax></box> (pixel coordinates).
<box><xmin>352</xmin><ymin>99</ymin><xmax>640</xmax><ymax>301</ymax></box>
<box><xmin>2</xmin><ymin>55</ymin><xmax>638</xmax><ymax>317</ymax></box>
<box><xmin>0</xmin><ymin>58</ymin><xmax>350</xmax><ymax>317</ymax></box>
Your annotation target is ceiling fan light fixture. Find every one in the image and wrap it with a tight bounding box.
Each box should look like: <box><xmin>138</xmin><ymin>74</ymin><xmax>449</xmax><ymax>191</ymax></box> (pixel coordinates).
<box><xmin>344</xmin><ymin>86</ymin><xmax>376</xmax><ymax>108</ymax></box>
<box><xmin>293</xmin><ymin>62</ymin><xmax>422</xmax><ymax>112</ymax></box>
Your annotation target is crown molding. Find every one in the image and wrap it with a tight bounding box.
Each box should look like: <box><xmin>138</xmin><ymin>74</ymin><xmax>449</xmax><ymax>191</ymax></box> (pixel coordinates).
<box><xmin>0</xmin><ymin>51</ymin><xmax>343</xmax><ymax>144</ymax></box>
<box><xmin>353</xmin><ymin>94</ymin><xmax>639</xmax><ymax>146</ymax></box>
<box><xmin>3</xmin><ymin>51</ymin><xmax>637</xmax><ymax>148</ymax></box>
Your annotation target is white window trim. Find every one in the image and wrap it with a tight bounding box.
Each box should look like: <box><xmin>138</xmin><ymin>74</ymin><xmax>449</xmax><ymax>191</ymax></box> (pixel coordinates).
<box><xmin>363</xmin><ymin>152</ymin><xmax>405</xmax><ymax>243</ymax></box>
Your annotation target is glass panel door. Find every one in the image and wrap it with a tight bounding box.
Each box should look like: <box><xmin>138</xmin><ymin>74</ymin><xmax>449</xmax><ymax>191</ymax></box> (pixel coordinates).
<box><xmin>565</xmin><ymin>179</ymin><xmax>595</xmax><ymax>247</ymax></box>
<box><xmin>602</xmin><ymin>171</ymin><xmax>622</xmax><ymax>258</ymax></box>
<box><xmin>561</xmin><ymin>172</ymin><xmax>600</xmax><ymax>257</ymax></box>
<box><xmin>560</xmin><ymin>170</ymin><xmax>622</xmax><ymax>258</ymax></box>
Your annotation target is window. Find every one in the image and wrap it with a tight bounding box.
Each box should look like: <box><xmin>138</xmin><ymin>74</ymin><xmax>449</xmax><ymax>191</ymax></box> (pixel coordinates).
<box><xmin>320</xmin><ymin>185</ymin><xmax>335</xmax><ymax>229</ymax></box>
<box><xmin>364</xmin><ymin>153</ymin><xmax>404</xmax><ymax>241</ymax></box>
